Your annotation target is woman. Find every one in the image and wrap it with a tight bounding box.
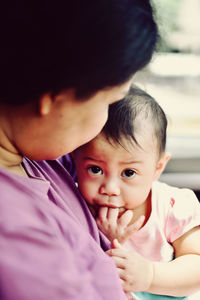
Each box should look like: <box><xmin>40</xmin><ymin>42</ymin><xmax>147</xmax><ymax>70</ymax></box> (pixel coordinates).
<box><xmin>0</xmin><ymin>1</ymin><xmax>158</xmax><ymax>299</ymax></box>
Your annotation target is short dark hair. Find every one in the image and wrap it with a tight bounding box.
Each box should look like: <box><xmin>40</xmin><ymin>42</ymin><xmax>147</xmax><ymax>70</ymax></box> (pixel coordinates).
<box><xmin>103</xmin><ymin>85</ymin><xmax>168</xmax><ymax>156</ymax></box>
<box><xmin>0</xmin><ymin>0</ymin><xmax>158</xmax><ymax>105</ymax></box>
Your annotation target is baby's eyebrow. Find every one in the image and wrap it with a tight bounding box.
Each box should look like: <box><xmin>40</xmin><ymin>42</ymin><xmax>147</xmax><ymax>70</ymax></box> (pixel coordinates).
<box><xmin>83</xmin><ymin>156</ymin><xmax>104</xmax><ymax>163</ymax></box>
<box><xmin>119</xmin><ymin>160</ymin><xmax>143</xmax><ymax>165</ymax></box>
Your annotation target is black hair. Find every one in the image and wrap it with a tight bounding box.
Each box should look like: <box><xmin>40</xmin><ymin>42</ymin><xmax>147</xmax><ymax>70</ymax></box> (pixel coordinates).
<box><xmin>0</xmin><ymin>0</ymin><xmax>158</xmax><ymax>105</ymax></box>
<box><xmin>103</xmin><ymin>85</ymin><xmax>168</xmax><ymax>156</ymax></box>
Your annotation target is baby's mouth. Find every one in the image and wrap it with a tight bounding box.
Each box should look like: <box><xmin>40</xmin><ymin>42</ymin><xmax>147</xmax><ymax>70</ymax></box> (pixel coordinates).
<box><xmin>96</xmin><ymin>205</ymin><xmax>127</xmax><ymax>217</ymax></box>
<box><xmin>92</xmin><ymin>200</ymin><xmax>127</xmax><ymax>216</ymax></box>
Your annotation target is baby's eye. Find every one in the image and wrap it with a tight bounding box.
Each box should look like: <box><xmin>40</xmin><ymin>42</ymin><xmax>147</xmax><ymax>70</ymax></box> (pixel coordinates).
<box><xmin>121</xmin><ymin>169</ymin><xmax>136</xmax><ymax>178</ymax></box>
<box><xmin>88</xmin><ymin>166</ymin><xmax>103</xmax><ymax>175</ymax></box>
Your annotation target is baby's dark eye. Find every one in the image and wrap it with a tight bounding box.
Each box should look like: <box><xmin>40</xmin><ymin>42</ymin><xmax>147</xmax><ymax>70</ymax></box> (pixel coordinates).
<box><xmin>121</xmin><ymin>169</ymin><xmax>136</xmax><ymax>178</ymax></box>
<box><xmin>88</xmin><ymin>166</ymin><xmax>103</xmax><ymax>175</ymax></box>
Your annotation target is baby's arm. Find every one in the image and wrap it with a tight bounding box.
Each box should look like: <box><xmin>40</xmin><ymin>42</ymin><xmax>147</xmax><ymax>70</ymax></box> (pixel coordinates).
<box><xmin>98</xmin><ymin>206</ymin><xmax>200</xmax><ymax>296</ymax></box>
<box><xmin>148</xmin><ymin>225</ymin><xmax>200</xmax><ymax>297</ymax></box>
<box><xmin>107</xmin><ymin>226</ymin><xmax>200</xmax><ymax>296</ymax></box>
<box><xmin>107</xmin><ymin>239</ymin><xmax>154</xmax><ymax>293</ymax></box>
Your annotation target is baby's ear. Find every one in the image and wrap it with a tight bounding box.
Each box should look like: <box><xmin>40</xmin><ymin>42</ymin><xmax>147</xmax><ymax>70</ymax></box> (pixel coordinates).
<box><xmin>153</xmin><ymin>152</ymin><xmax>171</xmax><ymax>181</ymax></box>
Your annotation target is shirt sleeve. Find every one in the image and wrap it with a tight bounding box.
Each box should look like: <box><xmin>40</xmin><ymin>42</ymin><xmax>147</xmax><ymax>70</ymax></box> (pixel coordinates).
<box><xmin>165</xmin><ymin>188</ymin><xmax>200</xmax><ymax>243</ymax></box>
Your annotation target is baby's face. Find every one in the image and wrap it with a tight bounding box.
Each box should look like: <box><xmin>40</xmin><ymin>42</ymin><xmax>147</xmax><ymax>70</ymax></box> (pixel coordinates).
<box><xmin>73</xmin><ymin>132</ymin><xmax>159</xmax><ymax>216</ymax></box>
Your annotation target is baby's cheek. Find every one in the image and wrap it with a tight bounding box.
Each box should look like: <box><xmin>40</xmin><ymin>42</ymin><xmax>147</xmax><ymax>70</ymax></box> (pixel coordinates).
<box><xmin>83</xmin><ymin>182</ymin><xmax>95</xmax><ymax>203</ymax></box>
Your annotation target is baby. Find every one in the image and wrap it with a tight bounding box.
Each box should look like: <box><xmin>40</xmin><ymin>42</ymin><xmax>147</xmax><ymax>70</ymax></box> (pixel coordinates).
<box><xmin>73</xmin><ymin>85</ymin><xmax>200</xmax><ymax>299</ymax></box>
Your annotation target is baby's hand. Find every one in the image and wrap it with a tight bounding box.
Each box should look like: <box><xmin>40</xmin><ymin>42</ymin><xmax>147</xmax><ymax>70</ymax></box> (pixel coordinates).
<box><xmin>96</xmin><ymin>207</ymin><xmax>144</xmax><ymax>244</ymax></box>
<box><xmin>107</xmin><ymin>239</ymin><xmax>154</xmax><ymax>293</ymax></box>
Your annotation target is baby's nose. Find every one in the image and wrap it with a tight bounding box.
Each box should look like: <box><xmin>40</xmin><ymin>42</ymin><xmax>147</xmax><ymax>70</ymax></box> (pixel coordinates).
<box><xmin>99</xmin><ymin>179</ymin><xmax>120</xmax><ymax>196</ymax></box>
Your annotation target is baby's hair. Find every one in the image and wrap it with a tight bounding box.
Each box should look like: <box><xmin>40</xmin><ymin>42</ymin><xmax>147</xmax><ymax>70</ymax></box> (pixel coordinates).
<box><xmin>102</xmin><ymin>85</ymin><xmax>167</xmax><ymax>157</ymax></box>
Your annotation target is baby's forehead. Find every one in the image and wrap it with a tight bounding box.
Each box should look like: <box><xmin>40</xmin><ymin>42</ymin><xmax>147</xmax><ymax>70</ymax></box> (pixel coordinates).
<box><xmin>78</xmin><ymin>127</ymin><xmax>158</xmax><ymax>155</ymax></box>
<box><xmin>77</xmin><ymin>136</ymin><xmax>136</xmax><ymax>162</ymax></box>
<box><xmin>85</xmin><ymin>133</ymin><xmax>138</xmax><ymax>155</ymax></box>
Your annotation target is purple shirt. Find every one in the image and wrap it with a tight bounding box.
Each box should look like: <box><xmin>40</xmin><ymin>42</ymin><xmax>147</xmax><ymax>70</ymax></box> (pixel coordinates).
<box><xmin>0</xmin><ymin>156</ymin><xmax>126</xmax><ymax>299</ymax></box>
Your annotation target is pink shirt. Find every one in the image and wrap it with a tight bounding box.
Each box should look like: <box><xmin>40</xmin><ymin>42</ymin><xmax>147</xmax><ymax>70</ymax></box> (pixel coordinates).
<box><xmin>125</xmin><ymin>181</ymin><xmax>200</xmax><ymax>262</ymax></box>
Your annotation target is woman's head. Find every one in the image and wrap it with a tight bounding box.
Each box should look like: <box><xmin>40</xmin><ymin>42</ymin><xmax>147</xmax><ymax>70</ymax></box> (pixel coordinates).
<box><xmin>0</xmin><ymin>0</ymin><xmax>158</xmax><ymax>105</ymax></box>
<box><xmin>0</xmin><ymin>1</ymin><xmax>158</xmax><ymax>163</ymax></box>
<box><xmin>4</xmin><ymin>82</ymin><xmax>131</xmax><ymax>161</ymax></box>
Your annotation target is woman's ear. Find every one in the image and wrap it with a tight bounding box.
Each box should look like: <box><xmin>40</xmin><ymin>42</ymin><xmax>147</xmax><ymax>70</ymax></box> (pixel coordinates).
<box><xmin>153</xmin><ymin>152</ymin><xmax>171</xmax><ymax>181</ymax></box>
<box><xmin>38</xmin><ymin>88</ymin><xmax>76</xmax><ymax>116</ymax></box>
<box><xmin>38</xmin><ymin>94</ymin><xmax>53</xmax><ymax>116</ymax></box>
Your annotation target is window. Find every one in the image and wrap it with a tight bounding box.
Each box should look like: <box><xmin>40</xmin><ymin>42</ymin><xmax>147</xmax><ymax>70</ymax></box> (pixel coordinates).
<box><xmin>135</xmin><ymin>0</ymin><xmax>200</xmax><ymax>199</ymax></box>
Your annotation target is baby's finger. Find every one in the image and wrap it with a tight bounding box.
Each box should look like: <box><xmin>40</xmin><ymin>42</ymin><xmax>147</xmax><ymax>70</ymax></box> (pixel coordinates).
<box><xmin>117</xmin><ymin>270</ymin><xmax>134</xmax><ymax>294</ymax></box>
<box><xmin>119</xmin><ymin>278</ymin><xmax>125</xmax><ymax>288</ymax></box>
<box><xmin>116</xmin><ymin>275</ymin><xmax>129</xmax><ymax>293</ymax></box>
<box><xmin>97</xmin><ymin>206</ymin><xmax>108</xmax><ymax>222</ymax></box>
<box><xmin>116</xmin><ymin>267</ymin><xmax>128</xmax><ymax>280</ymax></box>
<box><xmin>118</xmin><ymin>210</ymin><xmax>133</xmax><ymax>228</ymax></box>
<box><xmin>107</xmin><ymin>247</ymin><xmax>127</xmax><ymax>258</ymax></box>
<box><xmin>110</xmin><ymin>256</ymin><xmax>126</xmax><ymax>269</ymax></box>
<box><xmin>107</xmin><ymin>207</ymin><xmax>119</xmax><ymax>223</ymax></box>
<box><xmin>112</xmin><ymin>238</ymin><xmax>122</xmax><ymax>249</ymax></box>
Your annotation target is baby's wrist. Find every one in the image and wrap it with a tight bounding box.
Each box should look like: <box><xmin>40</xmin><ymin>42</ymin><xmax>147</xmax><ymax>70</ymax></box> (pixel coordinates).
<box><xmin>145</xmin><ymin>260</ymin><xmax>155</xmax><ymax>292</ymax></box>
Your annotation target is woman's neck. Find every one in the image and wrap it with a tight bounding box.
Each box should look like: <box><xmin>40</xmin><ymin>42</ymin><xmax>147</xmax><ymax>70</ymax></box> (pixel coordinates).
<box><xmin>0</xmin><ymin>145</ymin><xmax>26</xmax><ymax>175</ymax></box>
<box><xmin>0</xmin><ymin>118</ymin><xmax>25</xmax><ymax>176</ymax></box>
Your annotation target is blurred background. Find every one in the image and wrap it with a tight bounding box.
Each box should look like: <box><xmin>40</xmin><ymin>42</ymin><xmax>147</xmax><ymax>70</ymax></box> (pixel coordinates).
<box><xmin>134</xmin><ymin>0</ymin><xmax>200</xmax><ymax>200</ymax></box>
